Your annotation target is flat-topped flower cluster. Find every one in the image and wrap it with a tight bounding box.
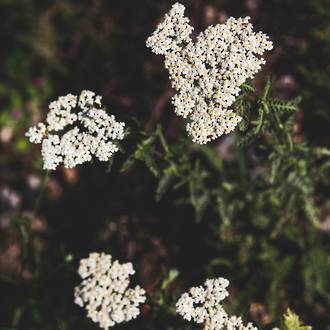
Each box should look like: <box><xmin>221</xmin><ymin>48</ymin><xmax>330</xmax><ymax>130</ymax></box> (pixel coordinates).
<box><xmin>74</xmin><ymin>252</ymin><xmax>146</xmax><ymax>330</ymax></box>
<box><xmin>176</xmin><ymin>277</ymin><xmax>257</xmax><ymax>330</ymax></box>
<box><xmin>27</xmin><ymin>3</ymin><xmax>273</xmax><ymax>169</ymax></box>
<box><xmin>26</xmin><ymin>90</ymin><xmax>125</xmax><ymax>170</ymax></box>
<box><xmin>74</xmin><ymin>253</ymin><xmax>257</xmax><ymax>330</ymax></box>
<box><xmin>147</xmin><ymin>3</ymin><xmax>273</xmax><ymax>144</ymax></box>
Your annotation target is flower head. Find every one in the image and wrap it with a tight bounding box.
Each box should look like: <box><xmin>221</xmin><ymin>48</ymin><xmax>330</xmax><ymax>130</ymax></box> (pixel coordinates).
<box><xmin>26</xmin><ymin>91</ymin><xmax>125</xmax><ymax>170</ymax></box>
<box><xmin>74</xmin><ymin>252</ymin><xmax>146</xmax><ymax>329</ymax></box>
<box><xmin>147</xmin><ymin>3</ymin><xmax>273</xmax><ymax>144</ymax></box>
<box><xmin>176</xmin><ymin>277</ymin><xmax>257</xmax><ymax>330</ymax></box>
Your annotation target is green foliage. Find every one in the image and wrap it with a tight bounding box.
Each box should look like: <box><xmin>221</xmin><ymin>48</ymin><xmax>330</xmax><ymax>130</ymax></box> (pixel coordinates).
<box><xmin>126</xmin><ymin>80</ymin><xmax>330</xmax><ymax>232</ymax></box>
<box><xmin>278</xmin><ymin>309</ymin><xmax>311</xmax><ymax>330</ymax></box>
<box><xmin>116</xmin><ymin>80</ymin><xmax>330</xmax><ymax>327</ymax></box>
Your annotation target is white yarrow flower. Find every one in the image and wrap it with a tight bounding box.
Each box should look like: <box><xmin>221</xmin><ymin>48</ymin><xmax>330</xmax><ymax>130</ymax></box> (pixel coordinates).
<box><xmin>176</xmin><ymin>277</ymin><xmax>257</xmax><ymax>330</ymax></box>
<box><xmin>26</xmin><ymin>90</ymin><xmax>125</xmax><ymax>170</ymax></box>
<box><xmin>74</xmin><ymin>252</ymin><xmax>146</xmax><ymax>330</ymax></box>
<box><xmin>146</xmin><ymin>3</ymin><xmax>273</xmax><ymax>144</ymax></box>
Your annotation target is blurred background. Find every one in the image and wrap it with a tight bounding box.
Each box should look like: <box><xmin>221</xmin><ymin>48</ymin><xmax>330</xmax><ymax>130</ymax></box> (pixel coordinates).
<box><xmin>0</xmin><ymin>0</ymin><xmax>330</xmax><ymax>329</ymax></box>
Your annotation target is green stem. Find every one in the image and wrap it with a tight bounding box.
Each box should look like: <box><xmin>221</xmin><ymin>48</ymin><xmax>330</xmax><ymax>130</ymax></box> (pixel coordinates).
<box><xmin>255</xmin><ymin>106</ymin><xmax>265</xmax><ymax>134</ymax></box>
<box><xmin>273</xmin><ymin>110</ymin><xmax>284</xmax><ymax>130</ymax></box>
<box><xmin>157</xmin><ymin>125</ymin><xmax>170</xmax><ymax>156</ymax></box>
<box><xmin>273</xmin><ymin>109</ymin><xmax>294</xmax><ymax>150</ymax></box>
<box><xmin>286</xmin><ymin>131</ymin><xmax>294</xmax><ymax>152</ymax></box>
<box><xmin>262</xmin><ymin>76</ymin><xmax>272</xmax><ymax>101</ymax></box>
<box><xmin>33</xmin><ymin>170</ymin><xmax>50</xmax><ymax>216</ymax></box>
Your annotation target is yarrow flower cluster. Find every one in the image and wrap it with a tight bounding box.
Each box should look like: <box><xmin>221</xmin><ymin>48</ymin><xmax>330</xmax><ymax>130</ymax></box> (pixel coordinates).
<box><xmin>146</xmin><ymin>3</ymin><xmax>273</xmax><ymax>144</ymax></box>
<box><xmin>26</xmin><ymin>90</ymin><xmax>125</xmax><ymax>170</ymax></box>
<box><xmin>176</xmin><ymin>277</ymin><xmax>257</xmax><ymax>330</ymax></box>
<box><xmin>74</xmin><ymin>252</ymin><xmax>146</xmax><ymax>329</ymax></box>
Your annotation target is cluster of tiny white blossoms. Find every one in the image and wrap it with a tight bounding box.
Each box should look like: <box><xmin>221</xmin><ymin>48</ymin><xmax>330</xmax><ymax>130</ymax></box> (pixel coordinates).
<box><xmin>146</xmin><ymin>3</ymin><xmax>273</xmax><ymax>144</ymax></box>
<box><xmin>74</xmin><ymin>252</ymin><xmax>146</xmax><ymax>330</ymax></box>
<box><xmin>26</xmin><ymin>90</ymin><xmax>125</xmax><ymax>170</ymax></box>
<box><xmin>176</xmin><ymin>277</ymin><xmax>257</xmax><ymax>330</ymax></box>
